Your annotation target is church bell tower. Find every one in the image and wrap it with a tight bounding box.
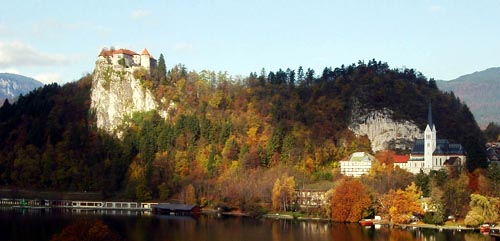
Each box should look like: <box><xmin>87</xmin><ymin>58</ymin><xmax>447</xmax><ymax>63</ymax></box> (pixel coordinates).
<box><xmin>424</xmin><ymin>103</ymin><xmax>436</xmax><ymax>168</ymax></box>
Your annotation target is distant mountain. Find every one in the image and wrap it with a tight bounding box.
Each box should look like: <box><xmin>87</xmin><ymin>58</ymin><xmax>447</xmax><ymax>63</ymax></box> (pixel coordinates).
<box><xmin>436</xmin><ymin>67</ymin><xmax>500</xmax><ymax>127</ymax></box>
<box><xmin>0</xmin><ymin>73</ymin><xmax>44</xmax><ymax>106</ymax></box>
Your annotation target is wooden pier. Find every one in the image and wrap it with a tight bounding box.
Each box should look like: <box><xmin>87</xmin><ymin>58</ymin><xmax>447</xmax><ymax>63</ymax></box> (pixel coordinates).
<box><xmin>1</xmin><ymin>198</ymin><xmax>158</xmax><ymax>211</ymax></box>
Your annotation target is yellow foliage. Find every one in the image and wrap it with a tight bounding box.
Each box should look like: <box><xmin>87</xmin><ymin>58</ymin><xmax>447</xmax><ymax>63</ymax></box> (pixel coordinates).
<box><xmin>379</xmin><ymin>182</ymin><xmax>424</xmax><ymax>224</ymax></box>
<box><xmin>305</xmin><ymin>156</ymin><xmax>316</xmax><ymax>174</ymax></box>
<box><xmin>271</xmin><ymin>174</ymin><xmax>296</xmax><ymax>211</ymax></box>
<box><xmin>246</xmin><ymin>126</ymin><xmax>259</xmax><ymax>145</ymax></box>
<box><xmin>128</xmin><ymin>160</ymin><xmax>145</xmax><ymax>181</ymax></box>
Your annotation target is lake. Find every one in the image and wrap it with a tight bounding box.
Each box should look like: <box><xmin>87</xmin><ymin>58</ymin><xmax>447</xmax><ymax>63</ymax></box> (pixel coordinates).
<box><xmin>0</xmin><ymin>208</ymin><xmax>491</xmax><ymax>241</ymax></box>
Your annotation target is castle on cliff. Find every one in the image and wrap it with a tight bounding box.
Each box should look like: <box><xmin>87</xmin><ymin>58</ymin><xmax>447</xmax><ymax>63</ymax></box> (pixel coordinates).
<box><xmin>98</xmin><ymin>48</ymin><xmax>157</xmax><ymax>69</ymax></box>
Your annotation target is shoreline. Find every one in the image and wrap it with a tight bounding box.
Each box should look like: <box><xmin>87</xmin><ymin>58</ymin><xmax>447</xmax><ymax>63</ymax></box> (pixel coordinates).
<box><xmin>255</xmin><ymin>212</ymin><xmax>498</xmax><ymax>232</ymax></box>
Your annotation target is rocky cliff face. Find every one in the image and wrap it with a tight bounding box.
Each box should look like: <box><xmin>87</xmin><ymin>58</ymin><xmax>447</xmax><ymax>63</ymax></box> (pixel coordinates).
<box><xmin>349</xmin><ymin>109</ymin><xmax>422</xmax><ymax>152</ymax></box>
<box><xmin>90</xmin><ymin>63</ymin><xmax>159</xmax><ymax>134</ymax></box>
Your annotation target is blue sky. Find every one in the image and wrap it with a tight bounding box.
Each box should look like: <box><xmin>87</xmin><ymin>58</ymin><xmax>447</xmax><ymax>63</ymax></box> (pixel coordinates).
<box><xmin>0</xmin><ymin>0</ymin><xmax>499</xmax><ymax>84</ymax></box>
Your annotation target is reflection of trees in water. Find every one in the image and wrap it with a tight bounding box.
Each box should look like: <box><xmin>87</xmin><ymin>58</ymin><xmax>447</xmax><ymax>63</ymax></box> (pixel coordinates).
<box><xmin>331</xmin><ymin>223</ymin><xmax>366</xmax><ymax>241</ymax></box>
<box><xmin>54</xmin><ymin>215</ymin><xmax>492</xmax><ymax>241</ymax></box>
<box><xmin>464</xmin><ymin>233</ymin><xmax>491</xmax><ymax>241</ymax></box>
<box><xmin>271</xmin><ymin>219</ymin><xmax>331</xmax><ymax>241</ymax></box>
<box><xmin>51</xmin><ymin>220</ymin><xmax>121</xmax><ymax>241</ymax></box>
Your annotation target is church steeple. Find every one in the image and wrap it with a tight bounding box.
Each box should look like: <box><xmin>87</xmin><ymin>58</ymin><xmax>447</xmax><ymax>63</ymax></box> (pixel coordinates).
<box><xmin>424</xmin><ymin>102</ymin><xmax>437</xmax><ymax>169</ymax></box>
<box><xmin>427</xmin><ymin>102</ymin><xmax>433</xmax><ymax>131</ymax></box>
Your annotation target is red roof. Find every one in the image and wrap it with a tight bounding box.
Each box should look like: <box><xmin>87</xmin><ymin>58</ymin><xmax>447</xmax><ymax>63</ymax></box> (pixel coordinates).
<box><xmin>393</xmin><ymin>155</ymin><xmax>410</xmax><ymax>163</ymax></box>
<box><xmin>98</xmin><ymin>48</ymin><xmax>139</xmax><ymax>57</ymax></box>
<box><xmin>141</xmin><ymin>48</ymin><xmax>151</xmax><ymax>56</ymax></box>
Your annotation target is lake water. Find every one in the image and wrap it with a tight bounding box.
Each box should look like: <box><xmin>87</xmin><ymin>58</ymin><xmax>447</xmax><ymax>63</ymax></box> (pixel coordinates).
<box><xmin>0</xmin><ymin>208</ymin><xmax>491</xmax><ymax>241</ymax></box>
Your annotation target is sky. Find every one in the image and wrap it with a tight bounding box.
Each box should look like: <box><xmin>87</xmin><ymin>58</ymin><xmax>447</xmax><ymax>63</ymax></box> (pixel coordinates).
<box><xmin>0</xmin><ymin>0</ymin><xmax>499</xmax><ymax>84</ymax></box>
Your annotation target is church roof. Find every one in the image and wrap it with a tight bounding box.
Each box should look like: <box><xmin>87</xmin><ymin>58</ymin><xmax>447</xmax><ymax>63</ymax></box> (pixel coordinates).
<box><xmin>393</xmin><ymin>155</ymin><xmax>410</xmax><ymax>163</ymax></box>
<box><xmin>411</xmin><ymin>139</ymin><xmax>465</xmax><ymax>155</ymax></box>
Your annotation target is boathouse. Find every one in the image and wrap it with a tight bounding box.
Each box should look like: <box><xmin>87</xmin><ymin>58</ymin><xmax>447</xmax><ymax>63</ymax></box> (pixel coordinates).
<box><xmin>152</xmin><ymin>204</ymin><xmax>201</xmax><ymax>215</ymax></box>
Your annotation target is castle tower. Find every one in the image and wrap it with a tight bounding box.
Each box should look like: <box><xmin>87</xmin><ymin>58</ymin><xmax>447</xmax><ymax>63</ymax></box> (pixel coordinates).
<box><xmin>424</xmin><ymin>102</ymin><xmax>436</xmax><ymax>168</ymax></box>
<box><xmin>140</xmin><ymin>48</ymin><xmax>152</xmax><ymax>69</ymax></box>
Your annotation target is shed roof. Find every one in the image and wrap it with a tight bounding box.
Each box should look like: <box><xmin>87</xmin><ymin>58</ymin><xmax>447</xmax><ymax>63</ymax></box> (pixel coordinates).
<box><xmin>153</xmin><ymin>203</ymin><xmax>199</xmax><ymax>211</ymax></box>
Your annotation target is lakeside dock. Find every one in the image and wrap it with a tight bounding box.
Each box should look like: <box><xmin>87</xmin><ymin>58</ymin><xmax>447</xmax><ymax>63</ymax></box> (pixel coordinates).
<box><xmin>1</xmin><ymin>197</ymin><xmax>157</xmax><ymax>211</ymax></box>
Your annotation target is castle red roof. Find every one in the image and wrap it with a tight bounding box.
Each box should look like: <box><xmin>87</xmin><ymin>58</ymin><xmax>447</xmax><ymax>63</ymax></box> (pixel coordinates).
<box><xmin>98</xmin><ymin>48</ymin><xmax>139</xmax><ymax>57</ymax></box>
<box><xmin>141</xmin><ymin>48</ymin><xmax>151</xmax><ymax>56</ymax></box>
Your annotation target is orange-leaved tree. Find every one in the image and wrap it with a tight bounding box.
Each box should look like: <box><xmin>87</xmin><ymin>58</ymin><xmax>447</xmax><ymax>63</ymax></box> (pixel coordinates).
<box><xmin>379</xmin><ymin>182</ymin><xmax>424</xmax><ymax>224</ymax></box>
<box><xmin>331</xmin><ymin>177</ymin><xmax>372</xmax><ymax>222</ymax></box>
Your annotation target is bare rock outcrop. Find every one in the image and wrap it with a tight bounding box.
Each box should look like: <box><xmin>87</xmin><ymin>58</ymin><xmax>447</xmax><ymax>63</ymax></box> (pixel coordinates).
<box><xmin>349</xmin><ymin>109</ymin><xmax>422</xmax><ymax>152</ymax></box>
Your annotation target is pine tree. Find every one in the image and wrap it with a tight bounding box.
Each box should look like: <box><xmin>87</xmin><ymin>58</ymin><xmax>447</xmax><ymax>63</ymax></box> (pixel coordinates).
<box><xmin>157</xmin><ymin>54</ymin><xmax>167</xmax><ymax>85</ymax></box>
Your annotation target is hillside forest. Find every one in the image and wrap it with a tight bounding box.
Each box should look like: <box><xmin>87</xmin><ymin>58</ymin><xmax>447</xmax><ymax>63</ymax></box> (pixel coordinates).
<box><xmin>0</xmin><ymin>59</ymin><xmax>496</xmax><ymax>225</ymax></box>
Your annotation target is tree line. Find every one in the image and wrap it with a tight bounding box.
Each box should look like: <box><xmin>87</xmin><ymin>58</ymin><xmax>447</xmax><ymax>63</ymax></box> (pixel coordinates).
<box><xmin>0</xmin><ymin>59</ymin><xmax>488</xmax><ymax>213</ymax></box>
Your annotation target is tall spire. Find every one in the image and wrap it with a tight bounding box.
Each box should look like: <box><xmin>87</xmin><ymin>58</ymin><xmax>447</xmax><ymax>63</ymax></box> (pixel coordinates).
<box><xmin>428</xmin><ymin>102</ymin><xmax>433</xmax><ymax>130</ymax></box>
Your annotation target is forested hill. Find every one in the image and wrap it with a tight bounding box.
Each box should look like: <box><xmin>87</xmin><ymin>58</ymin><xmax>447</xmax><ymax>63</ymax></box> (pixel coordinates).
<box><xmin>0</xmin><ymin>60</ymin><xmax>486</xmax><ymax>202</ymax></box>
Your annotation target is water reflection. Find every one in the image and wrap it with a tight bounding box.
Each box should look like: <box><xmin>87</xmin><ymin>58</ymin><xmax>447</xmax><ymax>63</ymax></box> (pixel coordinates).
<box><xmin>0</xmin><ymin>209</ymin><xmax>492</xmax><ymax>241</ymax></box>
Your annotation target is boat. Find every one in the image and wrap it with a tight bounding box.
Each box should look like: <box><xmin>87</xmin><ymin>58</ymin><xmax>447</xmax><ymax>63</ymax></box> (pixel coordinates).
<box><xmin>480</xmin><ymin>224</ymin><xmax>490</xmax><ymax>233</ymax></box>
<box><xmin>359</xmin><ymin>219</ymin><xmax>374</xmax><ymax>226</ymax></box>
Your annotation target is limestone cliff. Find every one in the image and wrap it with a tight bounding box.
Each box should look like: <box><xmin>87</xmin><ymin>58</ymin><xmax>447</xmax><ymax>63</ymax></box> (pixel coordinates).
<box><xmin>349</xmin><ymin>109</ymin><xmax>422</xmax><ymax>152</ymax></box>
<box><xmin>90</xmin><ymin>62</ymin><xmax>159</xmax><ymax>134</ymax></box>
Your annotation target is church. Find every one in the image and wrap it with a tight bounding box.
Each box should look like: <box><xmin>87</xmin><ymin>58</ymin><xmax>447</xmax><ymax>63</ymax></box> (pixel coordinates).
<box><xmin>394</xmin><ymin>104</ymin><xmax>466</xmax><ymax>174</ymax></box>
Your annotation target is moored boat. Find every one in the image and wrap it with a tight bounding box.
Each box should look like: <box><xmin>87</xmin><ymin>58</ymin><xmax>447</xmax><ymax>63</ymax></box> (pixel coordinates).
<box><xmin>360</xmin><ymin>219</ymin><xmax>374</xmax><ymax>226</ymax></box>
<box><xmin>480</xmin><ymin>224</ymin><xmax>490</xmax><ymax>233</ymax></box>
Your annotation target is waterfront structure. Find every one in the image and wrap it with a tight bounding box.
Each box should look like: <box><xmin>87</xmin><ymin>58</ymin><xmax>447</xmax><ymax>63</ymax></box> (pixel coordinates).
<box><xmin>152</xmin><ymin>204</ymin><xmax>201</xmax><ymax>215</ymax></box>
<box><xmin>295</xmin><ymin>189</ymin><xmax>328</xmax><ymax>208</ymax></box>
<box><xmin>394</xmin><ymin>104</ymin><xmax>466</xmax><ymax>174</ymax></box>
<box><xmin>339</xmin><ymin>152</ymin><xmax>375</xmax><ymax>177</ymax></box>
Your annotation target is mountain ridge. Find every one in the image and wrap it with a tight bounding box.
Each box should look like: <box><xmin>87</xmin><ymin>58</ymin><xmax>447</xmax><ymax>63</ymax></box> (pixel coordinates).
<box><xmin>0</xmin><ymin>73</ymin><xmax>44</xmax><ymax>105</ymax></box>
<box><xmin>436</xmin><ymin>67</ymin><xmax>500</xmax><ymax>126</ymax></box>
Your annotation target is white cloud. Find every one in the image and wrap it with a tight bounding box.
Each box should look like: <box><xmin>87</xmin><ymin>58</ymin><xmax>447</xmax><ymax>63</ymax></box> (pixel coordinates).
<box><xmin>131</xmin><ymin>9</ymin><xmax>151</xmax><ymax>19</ymax></box>
<box><xmin>34</xmin><ymin>72</ymin><xmax>62</xmax><ymax>84</ymax></box>
<box><xmin>173</xmin><ymin>42</ymin><xmax>195</xmax><ymax>53</ymax></box>
<box><xmin>0</xmin><ymin>41</ymin><xmax>68</xmax><ymax>67</ymax></box>
<box><xmin>429</xmin><ymin>5</ymin><xmax>444</xmax><ymax>13</ymax></box>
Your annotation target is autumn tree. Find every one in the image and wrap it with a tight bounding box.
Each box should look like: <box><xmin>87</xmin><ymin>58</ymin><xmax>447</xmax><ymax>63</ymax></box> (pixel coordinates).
<box><xmin>363</xmin><ymin>160</ymin><xmax>413</xmax><ymax>195</ymax></box>
<box><xmin>375</xmin><ymin>150</ymin><xmax>395</xmax><ymax>166</ymax></box>
<box><xmin>379</xmin><ymin>182</ymin><xmax>424</xmax><ymax>224</ymax></box>
<box><xmin>415</xmin><ymin>170</ymin><xmax>430</xmax><ymax>197</ymax></box>
<box><xmin>487</xmin><ymin>163</ymin><xmax>500</xmax><ymax>197</ymax></box>
<box><xmin>183</xmin><ymin>184</ymin><xmax>196</xmax><ymax>204</ymax></box>
<box><xmin>484</xmin><ymin>122</ymin><xmax>500</xmax><ymax>142</ymax></box>
<box><xmin>464</xmin><ymin>194</ymin><xmax>499</xmax><ymax>227</ymax></box>
<box><xmin>331</xmin><ymin>177</ymin><xmax>372</xmax><ymax>222</ymax></box>
<box><xmin>272</xmin><ymin>174</ymin><xmax>296</xmax><ymax>212</ymax></box>
<box><xmin>442</xmin><ymin>173</ymin><xmax>471</xmax><ymax>218</ymax></box>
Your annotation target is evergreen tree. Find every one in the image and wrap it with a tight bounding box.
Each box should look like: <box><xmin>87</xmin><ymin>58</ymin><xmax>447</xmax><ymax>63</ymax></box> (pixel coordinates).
<box><xmin>157</xmin><ymin>53</ymin><xmax>167</xmax><ymax>85</ymax></box>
